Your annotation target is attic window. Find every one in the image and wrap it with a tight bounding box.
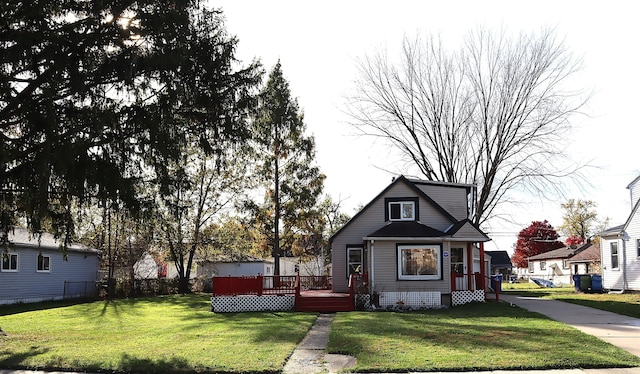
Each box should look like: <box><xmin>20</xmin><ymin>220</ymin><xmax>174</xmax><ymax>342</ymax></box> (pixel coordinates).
<box><xmin>389</xmin><ymin>201</ymin><xmax>415</xmax><ymax>221</ymax></box>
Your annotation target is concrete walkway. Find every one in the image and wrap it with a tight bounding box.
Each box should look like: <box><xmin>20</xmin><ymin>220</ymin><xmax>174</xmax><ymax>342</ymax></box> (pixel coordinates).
<box><xmin>501</xmin><ymin>294</ymin><xmax>640</xmax><ymax>359</ymax></box>
<box><xmin>282</xmin><ymin>313</ymin><xmax>356</xmax><ymax>374</ymax></box>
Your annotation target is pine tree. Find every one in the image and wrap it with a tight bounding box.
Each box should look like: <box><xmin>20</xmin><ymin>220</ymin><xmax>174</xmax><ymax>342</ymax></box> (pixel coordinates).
<box><xmin>248</xmin><ymin>61</ymin><xmax>325</xmax><ymax>275</ymax></box>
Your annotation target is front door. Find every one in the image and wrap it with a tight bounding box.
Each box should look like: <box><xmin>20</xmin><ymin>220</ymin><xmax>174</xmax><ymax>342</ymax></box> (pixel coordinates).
<box><xmin>451</xmin><ymin>247</ymin><xmax>467</xmax><ymax>290</ymax></box>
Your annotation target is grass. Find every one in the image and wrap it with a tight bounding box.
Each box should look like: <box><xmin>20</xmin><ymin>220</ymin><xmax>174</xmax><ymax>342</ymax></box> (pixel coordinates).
<box><xmin>0</xmin><ymin>294</ymin><xmax>317</xmax><ymax>373</ymax></box>
<box><xmin>2</xmin><ymin>294</ymin><xmax>640</xmax><ymax>373</ymax></box>
<box><xmin>502</xmin><ymin>282</ymin><xmax>640</xmax><ymax>319</ymax></box>
<box><xmin>328</xmin><ymin>302</ymin><xmax>640</xmax><ymax>372</ymax></box>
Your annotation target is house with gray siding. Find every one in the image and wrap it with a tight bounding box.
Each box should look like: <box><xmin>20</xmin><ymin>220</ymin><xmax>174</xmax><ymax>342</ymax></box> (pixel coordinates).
<box><xmin>1</xmin><ymin>227</ymin><xmax>101</xmax><ymax>305</ymax></box>
<box><xmin>599</xmin><ymin>175</ymin><xmax>640</xmax><ymax>291</ymax></box>
<box><xmin>330</xmin><ymin>176</ymin><xmax>491</xmax><ymax>307</ymax></box>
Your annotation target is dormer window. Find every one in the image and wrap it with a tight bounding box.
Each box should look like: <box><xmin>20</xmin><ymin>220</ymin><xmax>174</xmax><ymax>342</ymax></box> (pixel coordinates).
<box><xmin>388</xmin><ymin>201</ymin><xmax>414</xmax><ymax>221</ymax></box>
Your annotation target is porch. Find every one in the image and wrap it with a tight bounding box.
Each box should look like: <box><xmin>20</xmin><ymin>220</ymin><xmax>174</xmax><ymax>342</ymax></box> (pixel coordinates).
<box><xmin>210</xmin><ymin>274</ymin><xmax>366</xmax><ymax>313</ymax></box>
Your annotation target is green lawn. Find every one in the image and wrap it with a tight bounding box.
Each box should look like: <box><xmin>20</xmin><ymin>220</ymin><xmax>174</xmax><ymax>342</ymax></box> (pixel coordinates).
<box><xmin>0</xmin><ymin>294</ymin><xmax>316</xmax><ymax>373</ymax></box>
<box><xmin>2</xmin><ymin>294</ymin><xmax>640</xmax><ymax>373</ymax></box>
<box><xmin>328</xmin><ymin>302</ymin><xmax>640</xmax><ymax>372</ymax></box>
<box><xmin>502</xmin><ymin>283</ymin><xmax>640</xmax><ymax>319</ymax></box>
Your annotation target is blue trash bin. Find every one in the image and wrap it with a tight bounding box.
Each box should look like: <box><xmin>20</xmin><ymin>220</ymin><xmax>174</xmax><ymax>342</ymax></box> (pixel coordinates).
<box><xmin>491</xmin><ymin>275</ymin><xmax>503</xmax><ymax>292</ymax></box>
<box><xmin>591</xmin><ymin>274</ymin><xmax>602</xmax><ymax>292</ymax></box>
<box><xmin>572</xmin><ymin>274</ymin><xmax>581</xmax><ymax>291</ymax></box>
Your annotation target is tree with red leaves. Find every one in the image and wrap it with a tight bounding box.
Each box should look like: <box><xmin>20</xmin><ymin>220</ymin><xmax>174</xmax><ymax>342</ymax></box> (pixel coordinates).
<box><xmin>511</xmin><ymin>220</ymin><xmax>565</xmax><ymax>268</ymax></box>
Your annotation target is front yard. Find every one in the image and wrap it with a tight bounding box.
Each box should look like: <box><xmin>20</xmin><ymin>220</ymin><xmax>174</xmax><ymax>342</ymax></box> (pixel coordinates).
<box><xmin>1</xmin><ymin>294</ymin><xmax>639</xmax><ymax>373</ymax></box>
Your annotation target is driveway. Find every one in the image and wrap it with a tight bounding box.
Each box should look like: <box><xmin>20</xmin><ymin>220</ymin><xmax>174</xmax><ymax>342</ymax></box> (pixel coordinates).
<box><xmin>501</xmin><ymin>294</ymin><xmax>640</xmax><ymax>358</ymax></box>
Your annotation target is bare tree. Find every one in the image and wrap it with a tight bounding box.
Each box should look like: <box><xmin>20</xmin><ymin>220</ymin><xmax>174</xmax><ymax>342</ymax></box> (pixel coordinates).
<box><xmin>347</xmin><ymin>27</ymin><xmax>589</xmax><ymax>226</ymax></box>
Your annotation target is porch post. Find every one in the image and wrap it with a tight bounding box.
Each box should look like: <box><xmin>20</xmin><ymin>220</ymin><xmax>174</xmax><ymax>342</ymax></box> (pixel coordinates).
<box><xmin>479</xmin><ymin>242</ymin><xmax>486</xmax><ymax>291</ymax></box>
<box><xmin>466</xmin><ymin>242</ymin><xmax>473</xmax><ymax>290</ymax></box>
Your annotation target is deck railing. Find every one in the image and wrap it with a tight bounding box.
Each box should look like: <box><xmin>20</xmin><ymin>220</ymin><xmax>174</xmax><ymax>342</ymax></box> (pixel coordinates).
<box><xmin>212</xmin><ymin>275</ymin><xmax>331</xmax><ymax>296</ymax></box>
<box><xmin>450</xmin><ymin>272</ymin><xmax>500</xmax><ymax>302</ymax></box>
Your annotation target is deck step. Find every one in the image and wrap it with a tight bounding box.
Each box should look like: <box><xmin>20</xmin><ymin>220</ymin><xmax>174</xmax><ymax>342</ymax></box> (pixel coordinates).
<box><xmin>295</xmin><ymin>295</ymin><xmax>353</xmax><ymax>312</ymax></box>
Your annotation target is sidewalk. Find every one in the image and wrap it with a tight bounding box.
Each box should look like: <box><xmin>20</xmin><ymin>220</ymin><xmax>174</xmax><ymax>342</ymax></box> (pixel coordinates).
<box><xmin>501</xmin><ymin>294</ymin><xmax>640</xmax><ymax>358</ymax></box>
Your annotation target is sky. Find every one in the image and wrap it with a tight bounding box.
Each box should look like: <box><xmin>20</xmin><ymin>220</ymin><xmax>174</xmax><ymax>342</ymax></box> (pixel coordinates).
<box><xmin>212</xmin><ymin>0</ymin><xmax>640</xmax><ymax>254</ymax></box>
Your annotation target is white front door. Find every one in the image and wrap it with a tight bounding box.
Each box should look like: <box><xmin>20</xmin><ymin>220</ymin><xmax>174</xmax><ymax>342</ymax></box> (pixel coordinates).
<box><xmin>451</xmin><ymin>247</ymin><xmax>467</xmax><ymax>290</ymax></box>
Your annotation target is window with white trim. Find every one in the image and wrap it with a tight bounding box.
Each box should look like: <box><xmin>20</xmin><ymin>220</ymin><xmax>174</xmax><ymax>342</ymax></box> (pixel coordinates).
<box><xmin>637</xmin><ymin>239</ymin><xmax>640</xmax><ymax>258</ymax></box>
<box><xmin>37</xmin><ymin>253</ymin><xmax>51</xmax><ymax>272</ymax></box>
<box><xmin>611</xmin><ymin>242</ymin><xmax>619</xmax><ymax>269</ymax></box>
<box><xmin>528</xmin><ymin>261</ymin><xmax>534</xmax><ymax>273</ymax></box>
<box><xmin>388</xmin><ymin>201</ymin><xmax>415</xmax><ymax>221</ymax></box>
<box><xmin>2</xmin><ymin>252</ymin><xmax>18</xmax><ymax>272</ymax></box>
<box><xmin>562</xmin><ymin>259</ymin><xmax>569</xmax><ymax>269</ymax></box>
<box><xmin>540</xmin><ymin>261</ymin><xmax>546</xmax><ymax>271</ymax></box>
<box><xmin>397</xmin><ymin>244</ymin><xmax>441</xmax><ymax>280</ymax></box>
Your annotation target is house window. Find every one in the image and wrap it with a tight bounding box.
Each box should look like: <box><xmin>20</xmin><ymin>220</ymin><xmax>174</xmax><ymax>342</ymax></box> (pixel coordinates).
<box><xmin>385</xmin><ymin>197</ymin><xmax>419</xmax><ymax>221</ymax></box>
<box><xmin>397</xmin><ymin>244</ymin><xmax>441</xmax><ymax>280</ymax></box>
<box><xmin>37</xmin><ymin>254</ymin><xmax>51</xmax><ymax>272</ymax></box>
<box><xmin>637</xmin><ymin>239</ymin><xmax>640</xmax><ymax>258</ymax></box>
<box><xmin>347</xmin><ymin>247</ymin><xmax>363</xmax><ymax>277</ymax></box>
<box><xmin>611</xmin><ymin>242</ymin><xmax>619</xmax><ymax>269</ymax></box>
<box><xmin>562</xmin><ymin>259</ymin><xmax>569</xmax><ymax>269</ymax></box>
<box><xmin>1</xmin><ymin>252</ymin><xmax>18</xmax><ymax>272</ymax></box>
<box><xmin>389</xmin><ymin>201</ymin><xmax>415</xmax><ymax>221</ymax></box>
<box><xmin>528</xmin><ymin>261</ymin><xmax>533</xmax><ymax>273</ymax></box>
<box><xmin>540</xmin><ymin>261</ymin><xmax>546</xmax><ymax>271</ymax></box>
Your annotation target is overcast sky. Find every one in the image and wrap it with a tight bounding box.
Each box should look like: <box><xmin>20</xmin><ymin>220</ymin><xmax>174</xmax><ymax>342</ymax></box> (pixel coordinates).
<box><xmin>213</xmin><ymin>0</ymin><xmax>640</xmax><ymax>253</ymax></box>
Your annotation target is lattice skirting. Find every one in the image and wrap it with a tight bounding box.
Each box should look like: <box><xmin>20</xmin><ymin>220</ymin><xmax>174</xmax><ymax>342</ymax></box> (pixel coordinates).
<box><xmin>355</xmin><ymin>294</ymin><xmax>371</xmax><ymax>310</ymax></box>
<box><xmin>378</xmin><ymin>291</ymin><xmax>441</xmax><ymax>308</ymax></box>
<box><xmin>211</xmin><ymin>295</ymin><xmax>295</xmax><ymax>313</ymax></box>
<box><xmin>451</xmin><ymin>290</ymin><xmax>485</xmax><ymax>306</ymax></box>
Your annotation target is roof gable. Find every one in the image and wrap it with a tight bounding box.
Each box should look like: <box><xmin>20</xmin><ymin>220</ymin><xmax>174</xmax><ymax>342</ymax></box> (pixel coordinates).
<box><xmin>446</xmin><ymin>219</ymin><xmax>490</xmax><ymax>241</ymax></box>
<box><xmin>485</xmin><ymin>251</ymin><xmax>513</xmax><ymax>267</ymax></box>
<box><xmin>330</xmin><ymin>175</ymin><xmax>462</xmax><ymax>242</ymax></box>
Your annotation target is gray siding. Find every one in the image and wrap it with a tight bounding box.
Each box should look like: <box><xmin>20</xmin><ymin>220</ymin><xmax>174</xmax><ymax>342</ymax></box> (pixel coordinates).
<box><xmin>370</xmin><ymin>240</ymin><xmax>451</xmax><ymax>294</ymax></box>
<box><xmin>0</xmin><ymin>246</ymin><xmax>100</xmax><ymax>304</ymax></box>
<box><xmin>417</xmin><ymin>184</ymin><xmax>469</xmax><ymax>220</ymax></box>
<box><xmin>629</xmin><ymin>179</ymin><xmax>640</xmax><ymax>209</ymax></box>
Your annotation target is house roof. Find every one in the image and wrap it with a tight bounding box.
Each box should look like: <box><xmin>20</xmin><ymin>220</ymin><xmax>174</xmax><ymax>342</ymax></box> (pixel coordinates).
<box><xmin>330</xmin><ymin>175</ymin><xmax>482</xmax><ymax>242</ymax></box>
<box><xmin>197</xmin><ymin>255</ymin><xmax>273</xmax><ymax>264</ymax></box>
<box><xmin>365</xmin><ymin>221</ymin><xmax>446</xmax><ymax>239</ymax></box>
<box><xmin>528</xmin><ymin>243</ymin><xmax>591</xmax><ymax>261</ymax></box>
<box><xmin>485</xmin><ymin>250</ymin><xmax>513</xmax><ymax>267</ymax></box>
<box><xmin>2</xmin><ymin>227</ymin><xmax>100</xmax><ymax>254</ymax></box>
<box><xmin>598</xmin><ymin>224</ymin><xmax>625</xmax><ymax>237</ymax></box>
<box><xmin>567</xmin><ymin>244</ymin><xmax>600</xmax><ymax>263</ymax></box>
<box><xmin>445</xmin><ymin>219</ymin><xmax>491</xmax><ymax>242</ymax></box>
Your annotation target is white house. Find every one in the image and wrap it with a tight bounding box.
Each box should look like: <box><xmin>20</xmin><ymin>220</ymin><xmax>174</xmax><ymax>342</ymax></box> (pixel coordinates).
<box><xmin>1</xmin><ymin>227</ymin><xmax>101</xmax><ymax>304</ymax></box>
<box><xmin>526</xmin><ymin>243</ymin><xmax>597</xmax><ymax>286</ymax></box>
<box><xmin>599</xmin><ymin>175</ymin><xmax>640</xmax><ymax>291</ymax></box>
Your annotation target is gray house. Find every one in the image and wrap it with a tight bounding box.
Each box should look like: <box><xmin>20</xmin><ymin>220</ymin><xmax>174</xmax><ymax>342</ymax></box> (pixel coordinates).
<box><xmin>1</xmin><ymin>227</ymin><xmax>101</xmax><ymax>305</ymax></box>
<box><xmin>330</xmin><ymin>176</ymin><xmax>491</xmax><ymax>307</ymax></box>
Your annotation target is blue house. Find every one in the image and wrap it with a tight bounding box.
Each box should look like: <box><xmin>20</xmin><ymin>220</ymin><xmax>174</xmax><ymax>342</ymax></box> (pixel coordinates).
<box><xmin>1</xmin><ymin>227</ymin><xmax>101</xmax><ymax>305</ymax></box>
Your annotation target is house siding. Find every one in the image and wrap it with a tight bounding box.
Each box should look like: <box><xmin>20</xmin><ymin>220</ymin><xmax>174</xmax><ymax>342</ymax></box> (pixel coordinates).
<box><xmin>0</xmin><ymin>246</ymin><xmax>100</xmax><ymax>304</ymax></box>
<box><xmin>331</xmin><ymin>181</ymin><xmax>453</xmax><ymax>292</ymax></box>
<box><xmin>629</xmin><ymin>178</ymin><xmax>640</xmax><ymax>209</ymax></box>
<box><xmin>526</xmin><ymin>257</ymin><xmax>572</xmax><ymax>285</ymax></box>
<box><xmin>370</xmin><ymin>240</ymin><xmax>451</xmax><ymax>295</ymax></box>
<box><xmin>624</xmin><ymin>211</ymin><xmax>640</xmax><ymax>290</ymax></box>
<box><xmin>600</xmin><ymin>236</ymin><xmax>625</xmax><ymax>290</ymax></box>
<box><xmin>416</xmin><ymin>183</ymin><xmax>470</xmax><ymax>221</ymax></box>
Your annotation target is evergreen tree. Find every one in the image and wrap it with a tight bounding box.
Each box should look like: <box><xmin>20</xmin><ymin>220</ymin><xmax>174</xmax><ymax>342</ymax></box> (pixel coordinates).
<box><xmin>247</xmin><ymin>61</ymin><xmax>325</xmax><ymax>275</ymax></box>
<box><xmin>0</xmin><ymin>1</ymin><xmax>260</xmax><ymax>245</ymax></box>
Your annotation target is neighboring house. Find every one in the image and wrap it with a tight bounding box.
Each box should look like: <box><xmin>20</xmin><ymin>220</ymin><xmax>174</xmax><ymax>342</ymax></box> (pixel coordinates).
<box><xmin>330</xmin><ymin>175</ymin><xmax>491</xmax><ymax>307</ymax></box>
<box><xmin>599</xmin><ymin>175</ymin><xmax>640</xmax><ymax>291</ymax></box>
<box><xmin>132</xmin><ymin>252</ymin><xmax>168</xmax><ymax>279</ymax></box>
<box><xmin>1</xmin><ymin>227</ymin><xmax>101</xmax><ymax>305</ymax></box>
<box><xmin>197</xmin><ymin>256</ymin><xmax>274</xmax><ymax>277</ymax></box>
<box><xmin>279</xmin><ymin>256</ymin><xmax>326</xmax><ymax>276</ymax></box>
<box><xmin>567</xmin><ymin>243</ymin><xmax>601</xmax><ymax>275</ymax></box>
<box><xmin>485</xmin><ymin>250</ymin><xmax>513</xmax><ymax>278</ymax></box>
<box><xmin>525</xmin><ymin>243</ymin><xmax>596</xmax><ymax>286</ymax></box>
